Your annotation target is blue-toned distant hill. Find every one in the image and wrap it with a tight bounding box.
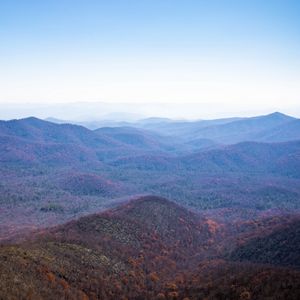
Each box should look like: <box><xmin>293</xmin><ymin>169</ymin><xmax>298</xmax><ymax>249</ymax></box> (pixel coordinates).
<box><xmin>135</xmin><ymin>116</ymin><xmax>245</xmax><ymax>138</ymax></box>
<box><xmin>134</xmin><ymin>112</ymin><xmax>299</xmax><ymax>144</ymax></box>
<box><xmin>255</xmin><ymin>119</ymin><xmax>300</xmax><ymax>142</ymax></box>
<box><xmin>46</xmin><ymin>112</ymin><xmax>300</xmax><ymax>145</ymax></box>
<box><xmin>94</xmin><ymin>126</ymin><xmax>178</xmax><ymax>152</ymax></box>
<box><xmin>0</xmin><ymin>117</ymin><xmax>175</xmax><ymax>167</ymax></box>
<box><xmin>1</xmin><ymin>113</ymin><xmax>300</xmax><ymax>241</ymax></box>
<box><xmin>181</xmin><ymin>140</ymin><xmax>300</xmax><ymax>177</ymax></box>
<box><xmin>0</xmin><ymin>117</ymin><xmax>121</xmax><ymax>147</ymax></box>
<box><xmin>47</xmin><ymin>112</ymin><xmax>300</xmax><ymax>149</ymax></box>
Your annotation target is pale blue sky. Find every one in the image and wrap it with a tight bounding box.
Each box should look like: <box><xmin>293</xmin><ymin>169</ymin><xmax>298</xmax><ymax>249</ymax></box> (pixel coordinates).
<box><xmin>0</xmin><ymin>0</ymin><xmax>300</xmax><ymax>117</ymax></box>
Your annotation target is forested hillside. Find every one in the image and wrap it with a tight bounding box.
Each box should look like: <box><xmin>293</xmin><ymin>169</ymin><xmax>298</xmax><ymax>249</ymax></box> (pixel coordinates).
<box><xmin>1</xmin><ymin>113</ymin><xmax>300</xmax><ymax>299</ymax></box>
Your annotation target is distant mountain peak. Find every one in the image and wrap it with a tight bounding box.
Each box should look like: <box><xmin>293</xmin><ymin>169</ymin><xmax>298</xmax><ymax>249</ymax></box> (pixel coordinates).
<box><xmin>266</xmin><ymin>111</ymin><xmax>294</xmax><ymax>119</ymax></box>
<box><xmin>2</xmin><ymin>116</ymin><xmax>42</xmax><ymax>124</ymax></box>
<box><xmin>17</xmin><ymin>116</ymin><xmax>55</xmax><ymax>126</ymax></box>
<box><xmin>21</xmin><ymin>116</ymin><xmax>44</xmax><ymax>122</ymax></box>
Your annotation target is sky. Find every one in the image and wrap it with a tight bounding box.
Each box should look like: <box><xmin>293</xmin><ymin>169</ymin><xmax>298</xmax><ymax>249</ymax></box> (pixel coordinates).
<box><xmin>0</xmin><ymin>0</ymin><xmax>300</xmax><ymax>119</ymax></box>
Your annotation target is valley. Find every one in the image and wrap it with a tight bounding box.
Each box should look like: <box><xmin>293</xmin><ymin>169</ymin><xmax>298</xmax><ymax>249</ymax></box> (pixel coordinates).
<box><xmin>0</xmin><ymin>112</ymin><xmax>300</xmax><ymax>299</ymax></box>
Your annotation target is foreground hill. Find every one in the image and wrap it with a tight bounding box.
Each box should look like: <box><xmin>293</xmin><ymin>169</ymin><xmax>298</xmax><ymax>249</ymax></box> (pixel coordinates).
<box><xmin>0</xmin><ymin>196</ymin><xmax>212</xmax><ymax>299</ymax></box>
<box><xmin>1</xmin><ymin>196</ymin><xmax>299</xmax><ymax>300</ymax></box>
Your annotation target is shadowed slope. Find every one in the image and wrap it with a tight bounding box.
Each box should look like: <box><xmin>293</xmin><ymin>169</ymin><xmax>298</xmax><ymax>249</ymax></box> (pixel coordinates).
<box><xmin>230</xmin><ymin>218</ymin><xmax>300</xmax><ymax>268</ymax></box>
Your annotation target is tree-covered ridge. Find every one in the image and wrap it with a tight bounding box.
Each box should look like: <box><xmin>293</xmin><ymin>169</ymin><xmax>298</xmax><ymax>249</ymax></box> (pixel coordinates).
<box><xmin>1</xmin><ymin>196</ymin><xmax>299</xmax><ymax>300</ymax></box>
<box><xmin>1</xmin><ymin>116</ymin><xmax>300</xmax><ymax>240</ymax></box>
<box><xmin>230</xmin><ymin>219</ymin><xmax>300</xmax><ymax>268</ymax></box>
<box><xmin>1</xmin><ymin>113</ymin><xmax>300</xmax><ymax>299</ymax></box>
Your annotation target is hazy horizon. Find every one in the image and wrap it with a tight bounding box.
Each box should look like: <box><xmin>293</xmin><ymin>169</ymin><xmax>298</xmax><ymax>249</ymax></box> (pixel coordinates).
<box><xmin>1</xmin><ymin>2</ymin><xmax>300</xmax><ymax>299</ymax></box>
<box><xmin>1</xmin><ymin>0</ymin><xmax>300</xmax><ymax>119</ymax></box>
<box><xmin>1</xmin><ymin>101</ymin><xmax>300</xmax><ymax>122</ymax></box>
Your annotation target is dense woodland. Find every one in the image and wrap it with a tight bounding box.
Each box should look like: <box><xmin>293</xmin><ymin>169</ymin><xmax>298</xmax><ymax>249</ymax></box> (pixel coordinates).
<box><xmin>0</xmin><ymin>113</ymin><xmax>300</xmax><ymax>299</ymax></box>
<box><xmin>1</xmin><ymin>196</ymin><xmax>300</xmax><ymax>299</ymax></box>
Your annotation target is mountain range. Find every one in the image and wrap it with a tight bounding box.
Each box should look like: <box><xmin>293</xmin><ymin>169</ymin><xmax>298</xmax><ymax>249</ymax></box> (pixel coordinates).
<box><xmin>0</xmin><ymin>112</ymin><xmax>300</xmax><ymax>299</ymax></box>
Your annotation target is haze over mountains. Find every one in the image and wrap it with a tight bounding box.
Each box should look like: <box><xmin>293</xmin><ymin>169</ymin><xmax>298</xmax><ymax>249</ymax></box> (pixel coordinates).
<box><xmin>1</xmin><ymin>112</ymin><xmax>300</xmax><ymax>229</ymax></box>
<box><xmin>5</xmin><ymin>101</ymin><xmax>300</xmax><ymax>122</ymax></box>
<box><xmin>46</xmin><ymin>111</ymin><xmax>300</xmax><ymax>143</ymax></box>
<box><xmin>1</xmin><ymin>111</ymin><xmax>300</xmax><ymax>299</ymax></box>
<box><xmin>2</xmin><ymin>0</ymin><xmax>300</xmax><ymax>297</ymax></box>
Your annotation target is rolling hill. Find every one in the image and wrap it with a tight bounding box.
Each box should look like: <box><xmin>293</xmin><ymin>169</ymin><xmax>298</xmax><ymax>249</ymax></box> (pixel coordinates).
<box><xmin>0</xmin><ymin>117</ymin><xmax>172</xmax><ymax>168</ymax></box>
<box><xmin>0</xmin><ymin>117</ymin><xmax>120</xmax><ymax>147</ymax></box>
<box><xmin>183</xmin><ymin>112</ymin><xmax>295</xmax><ymax>144</ymax></box>
<box><xmin>135</xmin><ymin>112</ymin><xmax>299</xmax><ymax>144</ymax></box>
<box><xmin>94</xmin><ymin>126</ymin><xmax>177</xmax><ymax>152</ymax></box>
<box><xmin>1</xmin><ymin>114</ymin><xmax>300</xmax><ymax>242</ymax></box>
<box><xmin>0</xmin><ymin>196</ymin><xmax>213</xmax><ymax>299</ymax></box>
<box><xmin>1</xmin><ymin>196</ymin><xmax>299</xmax><ymax>299</ymax></box>
<box><xmin>182</xmin><ymin>140</ymin><xmax>300</xmax><ymax>177</ymax></box>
